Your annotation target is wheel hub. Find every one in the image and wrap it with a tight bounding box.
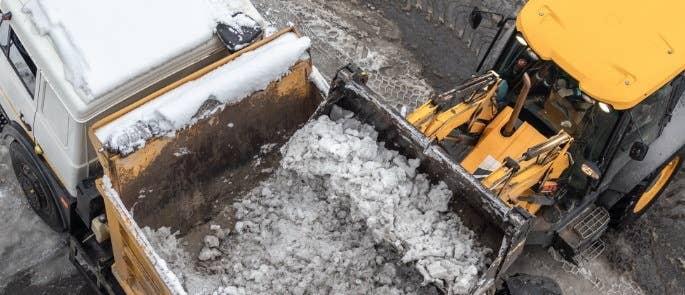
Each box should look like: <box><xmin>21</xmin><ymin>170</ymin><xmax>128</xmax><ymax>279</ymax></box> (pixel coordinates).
<box><xmin>17</xmin><ymin>163</ymin><xmax>48</xmax><ymax>212</ymax></box>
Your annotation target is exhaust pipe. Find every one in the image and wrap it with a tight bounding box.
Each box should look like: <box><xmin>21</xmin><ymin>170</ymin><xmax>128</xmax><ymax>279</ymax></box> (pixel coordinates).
<box><xmin>502</xmin><ymin>72</ymin><xmax>531</xmax><ymax>137</ymax></box>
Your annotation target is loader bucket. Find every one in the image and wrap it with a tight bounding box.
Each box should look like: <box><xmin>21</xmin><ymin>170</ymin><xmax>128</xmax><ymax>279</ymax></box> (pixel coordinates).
<box><xmin>314</xmin><ymin>65</ymin><xmax>535</xmax><ymax>294</ymax></box>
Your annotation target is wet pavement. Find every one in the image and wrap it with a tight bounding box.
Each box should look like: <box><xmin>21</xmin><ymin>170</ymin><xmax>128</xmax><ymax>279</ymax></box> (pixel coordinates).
<box><xmin>0</xmin><ymin>145</ymin><xmax>90</xmax><ymax>295</ymax></box>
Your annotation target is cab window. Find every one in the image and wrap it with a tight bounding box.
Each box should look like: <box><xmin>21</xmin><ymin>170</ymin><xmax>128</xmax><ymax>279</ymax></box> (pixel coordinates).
<box><xmin>0</xmin><ymin>20</ymin><xmax>37</xmax><ymax>97</ymax></box>
<box><xmin>621</xmin><ymin>79</ymin><xmax>681</xmax><ymax>150</ymax></box>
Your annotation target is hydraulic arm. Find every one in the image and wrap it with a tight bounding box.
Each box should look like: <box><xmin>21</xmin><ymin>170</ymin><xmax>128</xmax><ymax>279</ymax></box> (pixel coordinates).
<box><xmin>407</xmin><ymin>71</ymin><xmax>502</xmax><ymax>141</ymax></box>
<box><xmin>482</xmin><ymin>131</ymin><xmax>573</xmax><ymax>213</ymax></box>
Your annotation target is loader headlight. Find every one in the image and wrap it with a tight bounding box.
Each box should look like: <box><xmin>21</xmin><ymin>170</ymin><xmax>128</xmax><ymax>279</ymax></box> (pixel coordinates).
<box><xmin>598</xmin><ymin>102</ymin><xmax>613</xmax><ymax>113</ymax></box>
<box><xmin>515</xmin><ymin>34</ymin><xmax>528</xmax><ymax>47</ymax></box>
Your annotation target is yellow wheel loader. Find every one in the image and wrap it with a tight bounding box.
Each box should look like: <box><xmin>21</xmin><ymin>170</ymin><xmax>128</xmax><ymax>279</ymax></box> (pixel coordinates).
<box><xmin>404</xmin><ymin>0</ymin><xmax>685</xmax><ymax>262</ymax></box>
<box><xmin>1</xmin><ymin>0</ymin><xmax>683</xmax><ymax>294</ymax></box>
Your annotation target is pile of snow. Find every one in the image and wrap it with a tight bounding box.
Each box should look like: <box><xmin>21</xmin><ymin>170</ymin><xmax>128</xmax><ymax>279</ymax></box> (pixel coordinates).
<box><xmin>145</xmin><ymin>112</ymin><xmax>489</xmax><ymax>294</ymax></box>
<box><xmin>94</xmin><ymin>33</ymin><xmax>311</xmax><ymax>156</ymax></box>
<box><xmin>281</xmin><ymin>110</ymin><xmax>491</xmax><ymax>293</ymax></box>
<box><xmin>23</xmin><ymin>0</ymin><xmax>267</xmax><ymax>100</ymax></box>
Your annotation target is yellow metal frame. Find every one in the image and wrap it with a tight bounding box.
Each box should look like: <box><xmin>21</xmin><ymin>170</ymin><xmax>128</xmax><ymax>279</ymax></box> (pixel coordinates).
<box><xmin>89</xmin><ymin>27</ymin><xmax>304</xmax><ymax>191</ymax></box>
<box><xmin>89</xmin><ymin>27</ymin><xmax>312</xmax><ymax>295</ymax></box>
<box><xmin>460</xmin><ymin>107</ymin><xmax>572</xmax><ymax>215</ymax></box>
<box><xmin>407</xmin><ymin>74</ymin><xmax>501</xmax><ymax>141</ymax></box>
<box><xmin>482</xmin><ymin>134</ymin><xmax>572</xmax><ymax>215</ymax></box>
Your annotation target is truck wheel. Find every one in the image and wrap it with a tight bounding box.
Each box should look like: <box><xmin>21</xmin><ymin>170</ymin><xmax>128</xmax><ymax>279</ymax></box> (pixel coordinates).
<box><xmin>610</xmin><ymin>152</ymin><xmax>683</xmax><ymax>228</ymax></box>
<box><xmin>8</xmin><ymin>141</ymin><xmax>66</xmax><ymax>232</ymax></box>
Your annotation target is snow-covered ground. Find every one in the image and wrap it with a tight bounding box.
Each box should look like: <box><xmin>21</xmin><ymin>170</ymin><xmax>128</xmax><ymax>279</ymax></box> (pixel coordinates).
<box><xmin>0</xmin><ymin>146</ymin><xmax>89</xmax><ymax>294</ymax></box>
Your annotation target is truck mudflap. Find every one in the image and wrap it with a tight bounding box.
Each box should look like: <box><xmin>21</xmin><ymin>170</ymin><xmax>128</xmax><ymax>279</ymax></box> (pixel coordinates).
<box><xmin>316</xmin><ymin>65</ymin><xmax>535</xmax><ymax>293</ymax></box>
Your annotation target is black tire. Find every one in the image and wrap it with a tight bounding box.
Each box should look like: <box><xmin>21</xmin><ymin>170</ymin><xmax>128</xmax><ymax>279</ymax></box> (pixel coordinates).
<box><xmin>610</xmin><ymin>151</ymin><xmax>683</xmax><ymax>228</ymax></box>
<box><xmin>496</xmin><ymin>273</ymin><xmax>562</xmax><ymax>295</ymax></box>
<box><xmin>0</xmin><ymin>109</ymin><xmax>8</xmax><ymax>132</ymax></box>
<box><xmin>8</xmin><ymin>140</ymin><xmax>66</xmax><ymax>232</ymax></box>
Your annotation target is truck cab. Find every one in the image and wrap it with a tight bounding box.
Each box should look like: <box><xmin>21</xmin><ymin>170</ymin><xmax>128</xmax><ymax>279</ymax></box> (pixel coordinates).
<box><xmin>0</xmin><ymin>0</ymin><xmax>265</xmax><ymax>231</ymax></box>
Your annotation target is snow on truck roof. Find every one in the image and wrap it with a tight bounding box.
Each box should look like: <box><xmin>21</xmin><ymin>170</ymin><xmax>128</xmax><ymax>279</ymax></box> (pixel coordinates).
<box><xmin>11</xmin><ymin>0</ymin><xmax>266</xmax><ymax>121</ymax></box>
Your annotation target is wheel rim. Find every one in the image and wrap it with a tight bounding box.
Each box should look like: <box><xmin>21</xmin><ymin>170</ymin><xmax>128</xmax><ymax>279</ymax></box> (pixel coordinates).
<box><xmin>16</xmin><ymin>162</ymin><xmax>49</xmax><ymax>213</ymax></box>
<box><xmin>634</xmin><ymin>156</ymin><xmax>680</xmax><ymax>213</ymax></box>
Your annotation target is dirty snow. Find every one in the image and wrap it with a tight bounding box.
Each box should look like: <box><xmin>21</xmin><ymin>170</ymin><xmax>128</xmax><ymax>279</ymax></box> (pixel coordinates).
<box><xmin>280</xmin><ymin>110</ymin><xmax>490</xmax><ymax>293</ymax></box>
<box><xmin>144</xmin><ymin>112</ymin><xmax>487</xmax><ymax>294</ymax></box>
<box><xmin>22</xmin><ymin>0</ymin><xmax>266</xmax><ymax>100</ymax></box>
<box><xmin>0</xmin><ymin>147</ymin><xmax>68</xmax><ymax>289</ymax></box>
<box><xmin>253</xmin><ymin>0</ymin><xmax>434</xmax><ymax>110</ymax></box>
<box><xmin>94</xmin><ymin>33</ymin><xmax>311</xmax><ymax>156</ymax></box>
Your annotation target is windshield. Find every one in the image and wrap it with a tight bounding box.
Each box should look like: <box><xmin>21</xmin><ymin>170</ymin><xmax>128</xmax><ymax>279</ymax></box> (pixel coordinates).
<box><xmin>521</xmin><ymin>63</ymin><xmax>619</xmax><ymax>158</ymax></box>
<box><xmin>499</xmin><ymin>58</ymin><xmax>621</xmax><ymax>194</ymax></box>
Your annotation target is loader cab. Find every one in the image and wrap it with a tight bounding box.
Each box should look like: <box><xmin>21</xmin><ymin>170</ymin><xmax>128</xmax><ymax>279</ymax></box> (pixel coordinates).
<box><xmin>490</xmin><ymin>34</ymin><xmax>621</xmax><ymax>198</ymax></box>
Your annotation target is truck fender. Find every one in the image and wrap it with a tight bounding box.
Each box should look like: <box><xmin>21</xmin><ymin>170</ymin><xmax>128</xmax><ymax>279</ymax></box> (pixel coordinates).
<box><xmin>606</xmin><ymin>94</ymin><xmax>685</xmax><ymax>194</ymax></box>
<box><xmin>1</xmin><ymin>121</ymin><xmax>70</xmax><ymax>230</ymax></box>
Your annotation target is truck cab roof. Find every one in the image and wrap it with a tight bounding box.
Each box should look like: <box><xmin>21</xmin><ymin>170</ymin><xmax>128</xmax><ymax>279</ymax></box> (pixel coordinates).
<box><xmin>1</xmin><ymin>0</ymin><xmax>264</xmax><ymax>122</ymax></box>
<box><xmin>517</xmin><ymin>0</ymin><xmax>685</xmax><ymax>110</ymax></box>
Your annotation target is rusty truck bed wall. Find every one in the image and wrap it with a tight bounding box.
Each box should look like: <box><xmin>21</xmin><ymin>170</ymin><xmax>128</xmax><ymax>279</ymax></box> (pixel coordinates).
<box><xmin>96</xmin><ymin>59</ymin><xmax>320</xmax><ymax>232</ymax></box>
<box><xmin>317</xmin><ymin>67</ymin><xmax>534</xmax><ymax>293</ymax></box>
<box><xmin>91</xmin><ymin>28</ymin><xmax>324</xmax><ymax>294</ymax></box>
<box><xmin>90</xmin><ymin>28</ymin><xmax>321</xmax><ymax>232</ymax></box>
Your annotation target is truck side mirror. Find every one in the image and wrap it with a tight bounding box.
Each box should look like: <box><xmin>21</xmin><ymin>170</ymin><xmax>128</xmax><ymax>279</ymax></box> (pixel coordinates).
<box><xmin>215</xmin><ymin>13</ymin><xmax>263</xmax><ymax>53</ymax></box>
<box><xmin>630</xmin><ymin>142</ymin><xmax>649</xmax><ymax>161</ymax></box>
<box><xmin>469</xmin><ymin>8</ymin><xmax>483</xmax><ymax>29</ymax></box>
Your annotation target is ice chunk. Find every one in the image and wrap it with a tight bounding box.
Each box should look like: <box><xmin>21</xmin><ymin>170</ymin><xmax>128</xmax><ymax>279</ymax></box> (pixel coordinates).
<box><xmin>204</xmin><ymin>235</ymin><xmax>220</xmax><ymax>248</ymax></box>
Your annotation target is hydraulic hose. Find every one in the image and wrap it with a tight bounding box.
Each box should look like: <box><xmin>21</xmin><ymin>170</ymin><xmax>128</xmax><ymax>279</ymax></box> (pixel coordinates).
<box><xmin>502</xmin><ymin>72</ymin><xmax>531</xmax><ymax>137</ymax></box>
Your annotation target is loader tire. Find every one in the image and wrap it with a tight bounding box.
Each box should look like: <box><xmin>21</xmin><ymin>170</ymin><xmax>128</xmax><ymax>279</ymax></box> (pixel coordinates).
<box><xmin>9</xmin><ymin>140</ymin><xmax>66</xmax><ymax>232</ymax></box>
<box><xmin>496</xmin><ymin>273</ymin><xmax>562</xmax><ymax>295</ymax></box>
<box><xmin>610</xmin><ymin>151</ymin><xmax>683</xmax><ymax>228</ymax></box>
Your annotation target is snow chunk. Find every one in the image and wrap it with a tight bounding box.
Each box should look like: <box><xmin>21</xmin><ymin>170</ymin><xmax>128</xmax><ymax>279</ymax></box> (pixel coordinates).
<box><xmin>94</xmin><ymin>33</ymin><xmax>311</xmax><ymax>156</ymax></box>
